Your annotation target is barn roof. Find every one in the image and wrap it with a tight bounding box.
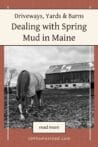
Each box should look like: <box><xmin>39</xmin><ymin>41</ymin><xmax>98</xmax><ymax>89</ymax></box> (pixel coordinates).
<box><xmin>46</xmin><ymin>62</ymin><xmax>94</xmax><ymax>74</ymax></box>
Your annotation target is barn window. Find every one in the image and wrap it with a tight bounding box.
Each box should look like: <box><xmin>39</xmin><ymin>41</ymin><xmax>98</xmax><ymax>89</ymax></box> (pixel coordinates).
<box><xmin>50</xmin><ymin>85</ymin><xmax>53</xmax><ymax>88</ymax></box>
<box><xmin>73</xmin><ymin>84</ymin><xmax>76</xmax><ymax>87</ymax></box>
<box><xmin>65</xmin><ymin>84</ymin><xmax>68</xmax><ymax>87</ymax></box>
<box><xmin>59</xmin><ymin>85</ymin><xmax>62</xmax><ymax>87</ymax></box>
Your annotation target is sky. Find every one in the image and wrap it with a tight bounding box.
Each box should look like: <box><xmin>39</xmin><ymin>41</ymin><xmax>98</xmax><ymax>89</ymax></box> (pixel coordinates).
<box><xmin>4</xmin><ymin>46</ymin><xmax>94</xmax><ymax>77</ymax></box>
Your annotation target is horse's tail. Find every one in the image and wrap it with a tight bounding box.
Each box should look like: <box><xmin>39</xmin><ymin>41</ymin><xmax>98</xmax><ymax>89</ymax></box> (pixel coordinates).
<box><xmin>16</xmin><ymin>70</ymin><xmax>30</xmax><ymax>102</ymax></box>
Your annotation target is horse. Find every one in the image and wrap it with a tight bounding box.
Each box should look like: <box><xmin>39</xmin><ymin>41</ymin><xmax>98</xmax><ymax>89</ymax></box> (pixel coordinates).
<box><xmin>16</xmin><ymin>70</ymin><xmax>45</xmax><ymax>120</ymax></box>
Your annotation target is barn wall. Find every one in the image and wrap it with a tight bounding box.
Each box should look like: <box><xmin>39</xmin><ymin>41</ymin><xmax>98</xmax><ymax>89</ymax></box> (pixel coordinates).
<box><xmin>45</xmin><ymin>70</ymin><xmax>94</xmax><ymax>89</ymax></box>
<box><xmin>46</xmin><ymin>83</ymin><xmax>90</xmax><ymax>89</ymax></box>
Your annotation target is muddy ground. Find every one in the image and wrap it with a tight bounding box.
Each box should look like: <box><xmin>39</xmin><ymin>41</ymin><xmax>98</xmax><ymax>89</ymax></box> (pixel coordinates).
<box><xmin>4</xmin><ymin>88</ymin><xmax>94</xmax><ymax>128</ymax></box>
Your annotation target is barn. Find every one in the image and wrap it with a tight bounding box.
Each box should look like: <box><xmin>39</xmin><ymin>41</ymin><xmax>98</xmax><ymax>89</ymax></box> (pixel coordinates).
<box><xmin>45</xmin><ymin>62</ymin><xmax>94</xmax><ymax>89</ymax></box>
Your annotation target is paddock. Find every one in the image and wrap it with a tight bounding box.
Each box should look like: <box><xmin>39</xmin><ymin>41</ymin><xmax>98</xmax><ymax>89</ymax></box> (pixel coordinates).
<box><xmin>4</xmin><ymin>88</ymin><xmax>94</xmax><ymax>128</ymax></box>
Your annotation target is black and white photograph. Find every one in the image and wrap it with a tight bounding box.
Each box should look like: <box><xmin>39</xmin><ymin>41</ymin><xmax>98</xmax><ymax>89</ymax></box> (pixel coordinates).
<box><xmin>4</xmin><ymin>46</ymin><xmax>94</xmax><ymax>128</ymax></box>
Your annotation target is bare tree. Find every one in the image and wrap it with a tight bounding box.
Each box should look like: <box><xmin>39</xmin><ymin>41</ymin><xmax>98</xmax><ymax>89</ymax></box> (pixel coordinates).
<box><xmin>5</xmin><ymin>67</ymin><xmax>18</xmax><ymax>93</ymax></box>
<box><xmin>8</xmin><ymin>69</ymin><xmax>17</xmax><ymax>87</ymax></box>
<box><xmin>5</xmin><ymin>68</ymin><xmax>17</xmax><ymax>87</ymax></box>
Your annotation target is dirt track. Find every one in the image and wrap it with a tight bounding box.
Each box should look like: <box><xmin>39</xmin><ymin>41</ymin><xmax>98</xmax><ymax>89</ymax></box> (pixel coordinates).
<box><xmin>4</xmin><ymin>88</ymin><xmax>94</xmax><ymax>128</ymax></box>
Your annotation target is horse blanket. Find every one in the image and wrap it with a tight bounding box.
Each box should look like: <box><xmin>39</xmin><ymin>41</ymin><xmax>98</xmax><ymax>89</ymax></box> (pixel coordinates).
<box><xmin>16</xmin><ymin>70</ymin><xmax>45</xmax><ymax>100</ymax></box>
<box><xmin>27</xmin><ymin>72</ymin><xmax>45</xmax><ymax>97</ymax></box>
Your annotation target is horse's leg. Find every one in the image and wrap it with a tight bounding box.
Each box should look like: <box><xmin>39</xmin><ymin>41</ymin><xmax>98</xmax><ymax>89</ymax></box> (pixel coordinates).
<box><xmin>36</xmin><ymin>91</ymin><xmax>42</xmax><ymax>106</ymax></box>
<box><xmin>18</xmin><ymin>103</ymin><xmax>25</xmax><ymax>120</ymax></box>
<box><xmin>30</xmin><ymin>97</ymin><xmax>34</xmax><ymax>107</ymax></box>
<box><xmin>17</xmin><ymin>95</ymin><xmax>26</xmax><ymax>120</ymax></box>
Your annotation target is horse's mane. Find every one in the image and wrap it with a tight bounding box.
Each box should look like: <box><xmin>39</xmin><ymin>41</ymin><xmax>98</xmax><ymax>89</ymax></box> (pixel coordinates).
<box><xmin>17</xmin><ymin>70</ymin><xmax>30</xmax><ymax>101</ymax></box>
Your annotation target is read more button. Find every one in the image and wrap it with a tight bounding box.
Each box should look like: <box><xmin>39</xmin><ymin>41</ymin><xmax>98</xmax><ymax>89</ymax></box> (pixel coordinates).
<box><xmin>33</xmin><ymin>122</ymin><xmax>65</xmax><ymax>133</ymax></box>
